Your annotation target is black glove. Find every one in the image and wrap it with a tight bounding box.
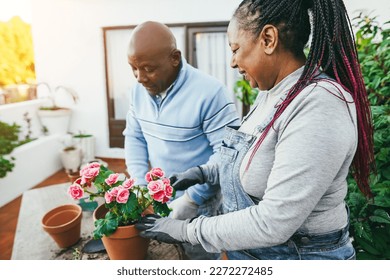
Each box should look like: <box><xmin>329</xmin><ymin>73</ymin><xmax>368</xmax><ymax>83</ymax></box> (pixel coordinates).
<box><xmin>169</xmin><ymin>166</ymin><xmax>205</xmax><ymax>191</ymax></box>
<box><xmin>135</xmin><ymin>214</ymin><xmax>190</xmax><ymax>244</ymax></box>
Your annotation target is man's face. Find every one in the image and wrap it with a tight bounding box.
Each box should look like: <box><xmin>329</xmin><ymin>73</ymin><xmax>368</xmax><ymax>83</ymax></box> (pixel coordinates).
<box><xmin>128</xmin><ymin>49</ymin><xmax>179</xmax><ymax>96</ymax></box>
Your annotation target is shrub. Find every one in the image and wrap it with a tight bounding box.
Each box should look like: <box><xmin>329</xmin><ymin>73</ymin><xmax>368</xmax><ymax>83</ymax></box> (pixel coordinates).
<box><xmin>345</xmin><ymin>14</ymin><xmax>390</xmax><ymax>259</ymax></box>
<box><xmin>0</xmin><ymin>119</ymin><xmax>35</xmax><ymax>178</ymax></box>
<box><xmin>0</xmin><ymin>121</ymin><xmax>20</xmax><ymax>178</ymax></box>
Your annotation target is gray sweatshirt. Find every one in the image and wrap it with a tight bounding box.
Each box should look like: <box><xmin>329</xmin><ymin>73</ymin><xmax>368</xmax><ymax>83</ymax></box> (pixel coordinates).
<box><xmin>187</xmin><ymin>68</ymin><xmax>357</xmax><ymax>253</ymax></box>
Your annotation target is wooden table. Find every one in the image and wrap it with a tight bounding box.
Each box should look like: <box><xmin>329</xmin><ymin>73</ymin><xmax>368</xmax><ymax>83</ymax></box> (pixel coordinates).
<box><xmin>11</xmin><ymin>183</ymin><xmax>184</xmax><ymax>260</ymax></box>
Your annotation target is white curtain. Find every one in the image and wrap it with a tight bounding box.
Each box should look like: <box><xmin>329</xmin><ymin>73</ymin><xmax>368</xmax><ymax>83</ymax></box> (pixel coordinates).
<box><xmin>195</xmin><ymin>32</ymin><xmax>242</xmax><ymax>117</ymax></box>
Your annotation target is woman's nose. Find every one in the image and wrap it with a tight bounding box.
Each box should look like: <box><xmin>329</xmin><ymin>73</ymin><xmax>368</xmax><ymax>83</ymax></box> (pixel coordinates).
<box><xmin>230</xmin><ymin>56</ymin><xmax>237</xmax><ymax>69</ymax></box>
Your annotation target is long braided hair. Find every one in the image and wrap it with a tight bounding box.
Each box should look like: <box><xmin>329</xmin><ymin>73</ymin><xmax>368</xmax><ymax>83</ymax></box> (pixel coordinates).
<box><xmin>234</xmin><ymin>0</ymin><xmax>374</xmax><ymax>197</ymax></box>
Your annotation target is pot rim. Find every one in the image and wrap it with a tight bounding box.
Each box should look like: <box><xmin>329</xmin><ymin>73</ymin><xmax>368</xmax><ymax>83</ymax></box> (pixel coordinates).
<box><xmin>41</xmin><ymin>204</ymin><xmax>82</xmax><ymax>230</ymax></box>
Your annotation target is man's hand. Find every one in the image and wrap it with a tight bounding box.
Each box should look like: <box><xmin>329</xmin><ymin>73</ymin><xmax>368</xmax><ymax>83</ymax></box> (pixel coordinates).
<box><xmin>135</xmin><ymin>214</ymin><xmax>190</xmax><ymax>244</ymax></box>
<box><xmin>169</xmin><ymin>166</ymin><xmax>205</xmax><ymax>190</ymax></box>
<box><xmin>168</xmin><ymin>191</ymin><xmax>199</xmax><ymax>220</ymax></box>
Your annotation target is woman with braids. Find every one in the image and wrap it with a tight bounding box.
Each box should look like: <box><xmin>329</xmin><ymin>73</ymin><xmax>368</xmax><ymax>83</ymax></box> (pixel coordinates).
<box><xmin>136</xmin><ymin>0</ymin><xmax>374</xmax><ymax>260</ymax></box>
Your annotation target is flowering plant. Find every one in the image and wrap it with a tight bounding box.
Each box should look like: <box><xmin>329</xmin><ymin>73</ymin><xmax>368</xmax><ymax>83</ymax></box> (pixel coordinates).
<box><xmin>68</xmin><ymin>163</ymin><xmax>174</xmax><ymax>239</ymax></box>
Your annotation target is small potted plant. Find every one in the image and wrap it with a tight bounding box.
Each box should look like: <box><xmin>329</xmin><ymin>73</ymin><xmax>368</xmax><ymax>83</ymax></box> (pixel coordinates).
<box><xmin>67</xmin><ymin>163</ymin><xmax>174</xmax><ymax>259</ymax></box>
<box><xmin>37</xmin><ymin>83</ymin><xmax>78</xmax><ymax>135</ymax></box>
<box><xmin>60</xmin><ymin>144</ymin><xmax>82</xmax><ymax>176</ymax></box>
<box><xmin>59</xmin><ymin>134</ymin><xmax>82</xmax><ymax>177</ymax></box>
<box><xmin>72</xmin><ymin>131</ymin><xmax>95</xmax><ymax>163</ymax></box>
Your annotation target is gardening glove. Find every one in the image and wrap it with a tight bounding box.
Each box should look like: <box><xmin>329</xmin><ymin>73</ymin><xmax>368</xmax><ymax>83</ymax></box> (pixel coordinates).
<box><xmin>168</xmin><ymin>191</ymin><xmax>199</xmax><ymax>220</ymax></box>
<box><xmin>135</xmin><ymin>214</ymin><xmax>190</xmax><ymax>244</ymax></box>
<box><xmin>169</xmin><ymin>166</ymin><xmax>205</xmax><ymax>191</ymax></box>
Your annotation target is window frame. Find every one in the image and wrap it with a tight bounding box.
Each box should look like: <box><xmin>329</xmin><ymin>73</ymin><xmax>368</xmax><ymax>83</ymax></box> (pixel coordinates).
<box><xmin>103</xmin><ymin>21</ymin><xmax>231</xmax><ymax>148</ymax></box>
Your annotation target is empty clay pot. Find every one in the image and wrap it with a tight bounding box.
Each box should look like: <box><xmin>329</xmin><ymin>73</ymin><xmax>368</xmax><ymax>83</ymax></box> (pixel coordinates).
<box><xmin>41</xmin><ymin>204</ymin><xmax>82</xmax><ymax>248</ymax></box>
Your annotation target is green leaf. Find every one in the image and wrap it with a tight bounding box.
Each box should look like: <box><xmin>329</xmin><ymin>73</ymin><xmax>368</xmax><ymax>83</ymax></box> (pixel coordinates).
<box><xmin>354</xmin><ymin>235</ymin><xmax>382</xmax><ymax>256</ymax></box>
<box><xmin>93</xmin><ymin>217</ymin><xmax>118</xmax><ymax>239</ymax></box>
<box><xmin>152</xmin><ymin>201</ymin><xmax>171</xmax><ymax>217</ymax></box>
<box><xmin>369</xmin><ymin>209</ymin><xmax>390</xmax><ymax>224</ymax></box>
<box><xmin>373</xmin><ymin>196</ymin><xmax>390</xmax><ymax>207</ymax></box>
<box><xmin>119</xmin><ymin>192</ymin><xmax>142</xmax><ymax>221</ymax></box>
<box><xmin>382</xmin><ymin>167</ymin><xmax>390</xmax><ymax>180</ymax></box>
<box><xmin>356</xmin><ymin>251</ymin><xmax>383</xmax><ymax>260</ymax></box>
<box><xmin>371</xmin><ymin>228</ymin><xmax>390</xmax><ymax>254</ymax></box>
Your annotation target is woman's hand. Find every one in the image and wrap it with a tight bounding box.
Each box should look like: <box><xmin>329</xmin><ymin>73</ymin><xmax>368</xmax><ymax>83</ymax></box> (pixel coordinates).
<box><xmin>135</xmin><ymin>214</ymin><xmax>191</xmax><ymax>244</ymax></box>
<box><xmin>168</xmin><ymin>191</ymin><xmax>199</xmax><ymax>220</ymax></box>
<box><xmin>169</xmin><ymin>166</ymin><xmax>205</xmax><ymax>190</ymax></box>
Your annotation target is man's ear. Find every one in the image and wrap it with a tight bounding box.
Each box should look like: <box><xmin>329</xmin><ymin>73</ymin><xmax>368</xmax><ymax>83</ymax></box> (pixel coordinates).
<box><xmin>260</xmin><ymin>24</ymin><xmax>278</xmax><ymax>55</ymax></box>
<box><xmin>170</xmin><ymin>49</ymin><xmax>181</xmax><ymax>67</ymax></box>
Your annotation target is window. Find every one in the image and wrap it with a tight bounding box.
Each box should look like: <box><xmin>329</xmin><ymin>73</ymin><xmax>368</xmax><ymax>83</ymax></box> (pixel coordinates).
<box><xmin>103</xmin><ymin>22</ymin><xmax>240</xmax><ymax>148</ymax></box>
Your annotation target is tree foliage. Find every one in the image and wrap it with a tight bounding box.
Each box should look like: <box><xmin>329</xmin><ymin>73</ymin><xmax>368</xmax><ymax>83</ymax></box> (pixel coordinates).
<box><xmin>345</xmin><ymin>14</ymin><xmax>390</xmax><ymax>259</ymax></box>
<box><xmin>0</xmin><ymin>16</ymin><xmax>35</xmax><ymax>86</ymax></box>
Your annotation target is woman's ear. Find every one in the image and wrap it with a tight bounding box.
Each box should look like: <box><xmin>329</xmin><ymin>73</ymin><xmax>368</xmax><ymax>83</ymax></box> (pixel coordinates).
<box><xmin>260</xmin><ymin>24</ymin><xmax>278</xmax><ymax>55</ymax></box>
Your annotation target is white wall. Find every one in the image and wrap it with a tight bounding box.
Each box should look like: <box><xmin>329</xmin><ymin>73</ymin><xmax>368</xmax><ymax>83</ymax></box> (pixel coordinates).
<box><xmin>344</xmin><ymin>0</ymin><xmax>390</xmax><ymax>25</ymax></box>
<box><xmin>30</xmin><ymin>0</ymin><xmax>390</xmax><ymax>159</ymax></box>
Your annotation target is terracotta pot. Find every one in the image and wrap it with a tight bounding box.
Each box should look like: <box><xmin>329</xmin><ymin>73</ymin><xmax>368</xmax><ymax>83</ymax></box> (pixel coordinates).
<box><xmin>41</xmin><ymin>204</ymin><xmax>82</xmax><ymax>248</ymax></box>
<box><xmin>93</xmin><ymin>204</ymin><xmax>150</xmax><ymax>260</ymax></box>
<box><xmin>67</xmin><ymin>171</ymin><xmax>80</xmax><ymax>183</ymax></box>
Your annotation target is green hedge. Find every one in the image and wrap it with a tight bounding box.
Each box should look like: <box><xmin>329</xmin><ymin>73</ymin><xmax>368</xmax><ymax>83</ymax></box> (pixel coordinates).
<box><xmin>345</xmin><ymin>14</ymin><xmax>390</xmax><ymax>259</ymax></box>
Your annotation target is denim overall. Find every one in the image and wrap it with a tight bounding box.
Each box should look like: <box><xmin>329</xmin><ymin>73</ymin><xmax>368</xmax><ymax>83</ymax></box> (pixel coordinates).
<box><xmin>218</xmin><ymin>125</ymin><xmax>356</xmax><ymax>260</ymax></box>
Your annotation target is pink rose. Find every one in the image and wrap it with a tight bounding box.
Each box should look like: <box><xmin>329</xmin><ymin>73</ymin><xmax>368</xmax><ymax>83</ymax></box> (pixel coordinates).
<box><xmin>123</xmin><ymin>178</ymin><xmax>135</xmax><ymax>189</ymax></box>
<box><xmin>80</xmin><ymin>165</ymin><xmax>100</xmax><ymax>180</ymax></box>
<box><xmin>80</xmin><ymin>162</ymin><xmax>100</xmax><ymax>175</ymax></box>
<box><xmin>109</xmin><ymin>186</ymin><xmax>120</xmax><ymax>197</ymax></box>
<box><xmin>73</xmin><ymin>177</ymin><xmax>82</xmax><ymax>185</ymax></box>
<box><xmin>104</xmin><ymin>191</ymin><xmax>115</xmax><ymax>203</ymax></box>
<box><xmin>88</xmin><ymin>162</ymin><xmax>101</xmax><ymax>169</ymax></box>
<box><xmin>151</xmin><ymin>190</ymin><xmax>168</xmax><ymax>203</ymax></box>
<box><xmin>165</xmin><ymin>184</ymin><xmax>173</xmax><ymax>198</ymax></box>
<box><xmin>116</xmin><ymin>187</ymin><xmax>130</xmax><ymax>204</ymax></box>
<box><xmin>162</xmin><ymin>178</ymin><xmax>170</xmax><ymax>186</ymax></box>
<box><xmin>68</xmin><ymin>184</ymin><xmax>84</xmax><ymax>200</ymax></box>
<box><xmin>105</xmin><ymin>173</ymin><xmax>119</xmax><ymax>185</ymax></box>
<box><xmin>80</xmin><ymin>176</ymin><xmax>88</xmax><ymax>185</ymax></box>
<box><xmin>145</xmin><ymin>167</ymin><xmax>165</xmax><ymax>182</ymax></box>
<box><xmin>150</xmin><ymin>167</ymin><xmax>165</xmax><ymax>178</ymax></box>
<box><xmin>147</xmin><ymin>180</ymin><xmax>165</xmax><ymax>194</ymax></box>
<box><xmin>145</xmin><ymin>172</ymin><xmax>153</xmax><ymax>183</ymax></box>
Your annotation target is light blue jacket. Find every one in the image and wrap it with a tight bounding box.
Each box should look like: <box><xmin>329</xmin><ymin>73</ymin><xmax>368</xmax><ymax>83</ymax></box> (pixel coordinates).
<box><xmin>123</xmin><ymin>59</ymin><xmax>240</xmax><ymax>204</ymax></box>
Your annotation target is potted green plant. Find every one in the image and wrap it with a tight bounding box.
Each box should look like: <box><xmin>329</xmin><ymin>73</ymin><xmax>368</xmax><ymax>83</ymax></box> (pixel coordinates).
<box><xmin>67</xmin><ymin>164</ymin><xmax>174</xmax><ymax>259</ymax></box>
<box><xmin>72</xmin><ymin>131</ymin><xmax>95</xmax><ymax>163</ymax></box>
<box><xmin>37</xmin><ymin>83</ymin><xmax>78</xmax><ymax>135</ymax></box>
<box><xmin>60</xmin><ymin>144</ymin><xmax>82</xmax><ymax>175</ymax></box>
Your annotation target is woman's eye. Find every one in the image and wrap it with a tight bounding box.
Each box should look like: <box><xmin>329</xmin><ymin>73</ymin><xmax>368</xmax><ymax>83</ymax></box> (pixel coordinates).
<box><xmin>232</xmin><ymin>48</ymin><xmax>238</xmax><ymax>54</ymax></box>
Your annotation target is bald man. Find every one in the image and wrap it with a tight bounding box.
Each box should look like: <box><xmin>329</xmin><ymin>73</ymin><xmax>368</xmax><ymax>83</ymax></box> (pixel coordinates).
<box><xmin>123</xmin><ymin>21</ymin><xmax>239</xmax><ymax>259</ymax></box>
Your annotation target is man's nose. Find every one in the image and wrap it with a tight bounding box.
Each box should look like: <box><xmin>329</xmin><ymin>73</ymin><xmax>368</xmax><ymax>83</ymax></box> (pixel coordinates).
<box><xmin>136</xmin><ymin>71</ymin><xmax>148</xmax><ymax>83</ymax></box>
